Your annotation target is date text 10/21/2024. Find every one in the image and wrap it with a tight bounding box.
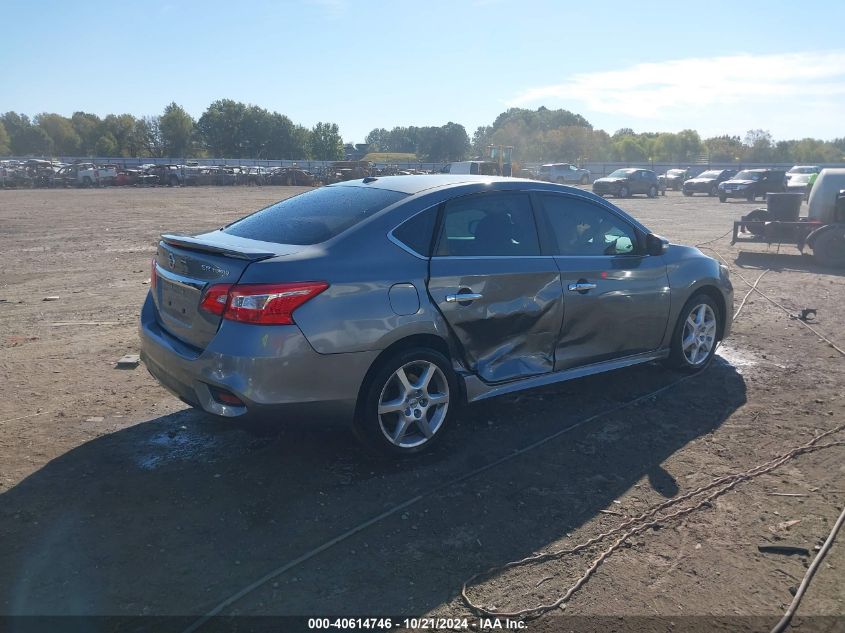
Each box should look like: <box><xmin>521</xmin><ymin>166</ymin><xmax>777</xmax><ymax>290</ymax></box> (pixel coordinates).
<box><xmin>307</xmin><ymin>617</ymin><xmax>527</xmax><ymax>630</ymax></box>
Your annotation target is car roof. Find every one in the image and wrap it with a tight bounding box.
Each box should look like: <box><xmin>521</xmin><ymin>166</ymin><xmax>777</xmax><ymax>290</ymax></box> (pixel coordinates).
<box><xmin>330</xmin><ymin>174</ymin><xmax>528</xmax><ymax>195</ymax></box>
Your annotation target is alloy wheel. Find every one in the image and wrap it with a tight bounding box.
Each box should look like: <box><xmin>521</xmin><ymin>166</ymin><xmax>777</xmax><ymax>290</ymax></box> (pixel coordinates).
<box><xmin>681</xmin><ymin>304</ymin><xmax>717</xmax><ymax>366</ymax></box>
<box><xmin>377</xmin><ymin>360</ymin><xmax>450</xmax><ymax>448</ymax></box>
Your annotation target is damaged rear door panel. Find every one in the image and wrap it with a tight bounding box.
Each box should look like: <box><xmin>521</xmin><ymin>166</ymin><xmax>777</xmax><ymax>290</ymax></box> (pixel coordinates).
<box><xmin>426</xmin><ymin>191</ymin><xmax>563</xmax><ymax>383</ymax></box>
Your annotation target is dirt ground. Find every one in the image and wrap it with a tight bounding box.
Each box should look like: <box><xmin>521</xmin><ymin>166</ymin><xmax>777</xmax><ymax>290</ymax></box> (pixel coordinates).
<box><xmin>1</xmin><ymin>185</ymin><xmax>843</xmax><ymax>632</ymax></box>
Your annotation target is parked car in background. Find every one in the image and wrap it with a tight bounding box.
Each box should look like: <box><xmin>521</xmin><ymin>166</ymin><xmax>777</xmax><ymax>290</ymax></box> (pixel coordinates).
<box><xmin>140</xmin><ymin>175</ymin><xmax>733</xmax><ymax>456</ymax></box>
<box><xmin>682</xmin><ymin>169</ymin><xmax>737</xmax><ymax>197</ymax></box>
<box><xmin>785</xmin><ymin>165</ymin><xmax>821</xmax><ymax>184</ymax></box>
<box><xmin>146</xmin><ymin>164</ymin><xmax>185</xmax><ymax>186</ymax></box>
<box><xmin>266</xmin><ymin>167</ymin><xmax>318</xmax><ymax>186</ymax></box>
<box><xmin>51</xmin><ymin>163</ymin><xmax>117</xmax><ymax>187</ymax></box>
<box><xmin>785</xmin><ymin>172</ymin><xmax>814</xmax><ymax>199</ymax></box>
<box><xmin>441</xmin><ymin>161</ymin><xmax>501</xmax><ymax>176</ymax></box>
<box><xmin>536</xmin><ymin>163</ymin><xmax>591</xmax><ymax>185</ymax></box>
<box><xmin>659</xmin><ymin>168</ymin><xmax>689</xmax><ymax>191</ymax></box>
<box><xmin>592</xmin><ymin>168</ymin><xmax>660</xmax><ymax>198</ymax></box>
<box><xmin>718</xmin><ymin>168</ymin><xmax>785</xmax><ymax>202</ymax></box>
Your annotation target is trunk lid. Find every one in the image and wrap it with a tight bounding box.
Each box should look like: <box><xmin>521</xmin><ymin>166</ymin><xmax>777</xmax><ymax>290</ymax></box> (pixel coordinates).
<box><xmin>152</xmin><ymin>231</ymin><xmax>300</xmax><ymax>349</ymax></box>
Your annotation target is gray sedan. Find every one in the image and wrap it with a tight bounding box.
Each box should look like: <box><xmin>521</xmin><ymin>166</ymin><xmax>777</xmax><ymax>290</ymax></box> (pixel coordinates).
<box><xmin>140</xmin><ymin>176</ymin><xmax>733</xmax><ymax>456</ymax></box>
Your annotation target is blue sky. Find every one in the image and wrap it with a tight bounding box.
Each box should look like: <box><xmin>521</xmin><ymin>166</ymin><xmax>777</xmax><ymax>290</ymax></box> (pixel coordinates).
<box><xmin>3</xmin><ymin>0</ymin><xmax>844</xmax><ymax>142</ymax></box>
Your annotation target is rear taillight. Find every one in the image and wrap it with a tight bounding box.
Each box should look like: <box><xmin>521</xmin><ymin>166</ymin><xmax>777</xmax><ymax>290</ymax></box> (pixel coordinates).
<box><xmin>199</xmin><ymin>283</ymin><xmax>232</xmax><ymax>316</ymax></box>
<box><xmin>199</xmin><ymin>282</ymin><xmax>328</xmax><ymax>325</ymax></box>
<box><xmin>151</xmin><ymin>257</ymin><xmax>157</xmax><ymax>290</ymax></box>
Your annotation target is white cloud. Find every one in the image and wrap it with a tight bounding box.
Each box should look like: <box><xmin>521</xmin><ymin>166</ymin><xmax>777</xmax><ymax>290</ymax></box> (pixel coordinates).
<box><xmin>507</xmin><ymin>51</ymin><xmax>845</xmax><ymax>122</ymax></box>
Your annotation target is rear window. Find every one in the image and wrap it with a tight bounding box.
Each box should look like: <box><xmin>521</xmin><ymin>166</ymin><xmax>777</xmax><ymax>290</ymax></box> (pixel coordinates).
<box><xmin>223</xmin><ymin>186</ymin><xmax>407</xmax><ymax>245</ymax></box>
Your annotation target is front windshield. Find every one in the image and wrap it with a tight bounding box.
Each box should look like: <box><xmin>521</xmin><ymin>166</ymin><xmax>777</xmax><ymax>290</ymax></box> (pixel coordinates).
<box><xmin>698</xmin><ymin>170</ymin><xmax>721</xmax><ymax>178</ymax></box>
<box><xmin>667</xmin><ymin>169</ymin><xmax>686</xmax><ymax>176</ymax></box>
<box><xmin>608</xmin><ymin>169</ymin><xmax>636</xmax><ymax>178</ymax></box>
<box><xmin>788</xmin><ymin>166</ymin><xmax>817</xmax><ymax>174</ymax></box>
<box><xmin>734</xmin><ymin>170</ymin><xmax>761</xmax><ymax>181</ymax></box>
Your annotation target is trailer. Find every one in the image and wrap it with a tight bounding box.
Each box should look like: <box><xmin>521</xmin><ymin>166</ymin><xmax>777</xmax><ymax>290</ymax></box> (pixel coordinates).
<box><xmin>731</xmin><ymin>169</ymin><xmax>845</xmax><ymax>268</ymax></box>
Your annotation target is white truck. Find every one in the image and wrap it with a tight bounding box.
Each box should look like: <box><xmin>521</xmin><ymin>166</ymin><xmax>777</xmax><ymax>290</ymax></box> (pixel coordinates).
<box><xmin>52</xmin><ymin>163</ymin><xmax>118</xmax><ymax>187</ymax></box>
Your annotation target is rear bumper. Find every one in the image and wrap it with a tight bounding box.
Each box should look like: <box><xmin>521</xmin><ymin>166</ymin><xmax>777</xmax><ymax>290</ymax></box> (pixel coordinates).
<box><xmin>683</xmin><ymin>182</ymin><xmax>715</xmax><ymax>193</ymax></box>
<box><xmin>139</xmin><ymin>293</ymin><xmax>377</xmax><ymax>424</ymax></box>
<box><xmin>719</xmin><ymin>188</ymin><xmax>754</xmax><ymax>198</ymax></box>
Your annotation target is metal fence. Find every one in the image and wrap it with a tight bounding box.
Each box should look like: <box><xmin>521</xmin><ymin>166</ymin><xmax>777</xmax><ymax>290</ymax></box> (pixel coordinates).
<box><xmin>4</xmin><ymin>156</ymin><xmax>845</xmax><ymax>178</ymax></box>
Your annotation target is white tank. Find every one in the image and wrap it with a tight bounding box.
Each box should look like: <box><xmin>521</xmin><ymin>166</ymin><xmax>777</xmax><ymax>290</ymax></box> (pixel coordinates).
<box><xmin>807</xmin><ymin>168</ymin><xmax>845</xmax><ymax>222</ymax></box>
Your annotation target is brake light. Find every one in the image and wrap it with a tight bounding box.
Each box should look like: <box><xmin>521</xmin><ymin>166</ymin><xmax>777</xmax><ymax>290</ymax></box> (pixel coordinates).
<box><xmin>199</xmin><ymin>282</ymin><xmax>328</xmax><ymax>325</ymax></box>
<box><xmin>199</xmin><ymin>283</ymin><xmax>232</xmax><ymax>316</ymax></box>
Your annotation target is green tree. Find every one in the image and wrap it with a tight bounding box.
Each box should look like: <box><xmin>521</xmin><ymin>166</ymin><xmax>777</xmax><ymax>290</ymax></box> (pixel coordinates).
<box><xmin>612</xmin><ymin>136</ymin><xmax>648</xmax><ymax>162</ymax></box>
<box><xmin>159</xmin><ymin>102</ymin><xmax>195</xmax><ymax>157</ymax></box>
<box><xmin>16</xmin><ymin>126</ymin><xmax>54</xmax><ymax>156</ymax></box>
<box><xmin>309</xmin><ymin>122</ymin><xmax>343</xmax><ymax>160</ymax></box>
<box><xmin>70</xmin><ymin>112</ymin><xmax>103</xmax><ymax>155</ymax></box>
<box><xmin>744</xmin><ymin>129</ymin><xmax>773</xmax><ymax>162</ymax></box>
<box><xmin>704</xmin><ymin>135</ymin><xmax>744</xmax><ymax>163</ymax></box>
<box><xmin>35</xmin><ymin>113</ymin><xmax>82</xmax><ymax>155</ymax></box>
<box><xmin>95</xmin><ymin>133</ymin><xmax>119</xmax><ymax>156</ymax></box>
<box><xmin>364</xmin><ymin>128</ymin><xmax>389</xmax><ymax>152</ymax></box>
<box><xmin>136</xmin><ymin>116</ymin><xmax>164</xmax><ymax>157</ymax></box>
<box><xmin>0</xmin><ymin>121</ymin><xmax>9</xmax><ymax>154</ymax></box>
<box><xmin>103</xmin><ymin>114</ymin><xmax>141</xmax><ymax>157</ymax></box>
<box><xmin>197</xmin><ymin>99</ymin><xmax>247</xmax><ymax>157</ymax></box>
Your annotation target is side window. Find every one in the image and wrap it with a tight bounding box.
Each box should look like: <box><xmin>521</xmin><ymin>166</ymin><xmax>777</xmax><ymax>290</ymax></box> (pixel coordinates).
<box><xmin>435</xmin><ymin>193</ymin><xmax>540</xmax><ymax>257</ymax></box>
<box><xmin>540</xmin><ymin>195</ymin><xmax>638</xmax><ymax>257</ymax></box>
<box><xmin>392</xmin><ymin>207</ymin><xmax>437</xmax><ymax>257</ymax></box>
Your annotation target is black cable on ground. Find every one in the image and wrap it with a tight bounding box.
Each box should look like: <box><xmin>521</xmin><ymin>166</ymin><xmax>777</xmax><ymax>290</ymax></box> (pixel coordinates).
<box><xmin>181</xmin><ymin>375</ymin><xmax>697</xmax><ymax>633</ymax></box>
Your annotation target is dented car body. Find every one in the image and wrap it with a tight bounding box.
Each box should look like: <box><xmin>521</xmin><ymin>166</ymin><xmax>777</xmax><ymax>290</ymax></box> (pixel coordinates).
<box><xmin>140</xmin><ymin>175</ymin><xmax>732</xmax><ymax>454</ymax></box>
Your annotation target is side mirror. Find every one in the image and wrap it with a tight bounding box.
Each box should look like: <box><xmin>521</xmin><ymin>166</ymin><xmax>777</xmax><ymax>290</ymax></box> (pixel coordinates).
<box><xmin>646</xmin><ymin>233</ymin><xmax>669</xmax><ymax>256</ymax></box>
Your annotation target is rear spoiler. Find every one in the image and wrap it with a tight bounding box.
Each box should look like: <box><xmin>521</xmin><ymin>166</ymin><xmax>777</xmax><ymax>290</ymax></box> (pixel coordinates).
<box><xmin>161</xmin><ymin>234</ymin><xmax>277</xmax><ymax>261</ymax></box>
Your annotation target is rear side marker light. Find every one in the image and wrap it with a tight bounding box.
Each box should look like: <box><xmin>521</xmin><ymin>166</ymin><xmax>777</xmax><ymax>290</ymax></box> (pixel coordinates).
<box><xmin>199</xmin><ymin>281</ymin><xmax>328</xmax><ymax>325</ymax></box>
<box><xmin>210</xmin><ymin>387</ymin><xmax>244</xmax><ymax>406</ymax></box>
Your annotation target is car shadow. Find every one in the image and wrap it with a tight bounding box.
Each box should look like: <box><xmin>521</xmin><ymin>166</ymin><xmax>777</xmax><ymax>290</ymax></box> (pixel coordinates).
<box><xmin>0</xmin><ymin>359</ymin><xmax>746</xmax><ymax>625</ymax></box>
<box><xmin>734</xmin><ymin>250</ymin><xmax>845</xmax><ymax>277</ymax></box>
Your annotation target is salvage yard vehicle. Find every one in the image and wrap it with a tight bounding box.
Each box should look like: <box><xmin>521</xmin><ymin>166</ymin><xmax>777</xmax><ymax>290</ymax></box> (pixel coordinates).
<box><xmin>732</xmin><ymin>169</ymin><xmax>845</xmax><ymax>268</ymax></box>
<box><xmin>266</xmin><ymin>167</ymin><xmax>317</xmax><ymax>186</ymax></box>
<box><xmin>658</xmin><ymin>168</ymin><xmax>688</xmax><ymax>191</ymax></box>
<box><xmin>785</xmin><ymin>172</ymin><xmax>813</xmax><ymax>199</ymax></box>
<box><xmin>785</xmin><ymin>165</ymin><xmax>820</xmax><ymax>184</ymax></box>
<box><xmin>683</xmin><ymin>169</ymin><xmax>737</xmax><ymax>196</ymax></box>
<box><xmin>441</xmin><ymin>161</ymin><xmax>501</xmax><ymax>175</ymax></box>
<box><xmin>718</xmin><ymin>168</ymin><xmax>785</xmax><ymax>202</ymax></box>
<box><xmin>140</xmin><ymin>175</ymin><xmax>733</xmax><ymax>456</ymax></box>
<box><xmin>536</xmin><ymin>162</ymin><xmax>591</xmax><ymax>185</ymax></box>
<box><xmin>51</xmin><ymin>162</ymin><xmax>117</xmax><ymax>187</ymax></box>
<box><xmin>592</xmin><ymin>168</ymin><xmax>660</xmax><ymax>198</ymax></box>
<box><xmin>146</xmin><ymin>164</ymin><xmax>186</xmax><ymax>186</ymax></box>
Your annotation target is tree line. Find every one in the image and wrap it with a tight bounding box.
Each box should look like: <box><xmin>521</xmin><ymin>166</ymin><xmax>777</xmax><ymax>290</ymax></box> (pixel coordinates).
<box><xmin>0</xmin><ymin>101</ymin><xmax>347</xmax><ymax>161</ymax></box>
<box><xmin>2</xmin><ymin>102</ymin><xmax>843</xmax><ymax>164</ymax></box>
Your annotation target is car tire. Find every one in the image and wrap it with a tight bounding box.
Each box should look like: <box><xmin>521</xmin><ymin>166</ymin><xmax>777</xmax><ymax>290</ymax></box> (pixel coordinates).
<box><xmin>683</xmin><ymin>190</ymin><xmax>693</xmax><ymax>197</ymax></box>
<box><xmin>82</xmin><ymin>176</ymin><xmax>92</xmax><ymax>188</ymax></box>
<box><xmin>664</xmin><ymin>293</ymin><xmax>721</xmax><ymax>372</ymax></box>
<box><xmin>709</xmin><ymin>185</ymin><xmax>718</xmax><ymax>197</ymax></box>
<box><xmin>353</xmin><ymin>347</ymin><xmax>458</xmax><ymax>458</ymax></box>
<box><xmin>813</xmin><ymin>228</ymin><xmax>845</xmax><ymax>268</ymax></box>
<box><xmin>746</xmin><ymin>191</ymin><xmax>755</xmax><ymax>202</ymax></box>
<box><xmin>580</xmin><ymin>175</ymin><xmax>589</xmax><ymax>185</ymax></box>
<box><xmin>719</xmin><ymin>195</ymin><xmax>727</xmax><ymax>203</ymax></box>
<box><xmin>617</xmin><ymin>185</ymin><xmax>629</xmax><ymax>198</ymax></box>
<box><xmin>647</xmin><ymin>185</ymin><xmax>658</xmax><ymax>198</ymax></box>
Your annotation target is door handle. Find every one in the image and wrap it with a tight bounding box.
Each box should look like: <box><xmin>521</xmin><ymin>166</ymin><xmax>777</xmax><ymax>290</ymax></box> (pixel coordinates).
<box><xmin>446</xmin><ymin>292</ymin><xmax>483</xmax><ymax>303</ymax></box>
<box><xmin>568</xmin><ymin>281</ymin><xmax>597</xmax><ymax>292</ymax></box>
